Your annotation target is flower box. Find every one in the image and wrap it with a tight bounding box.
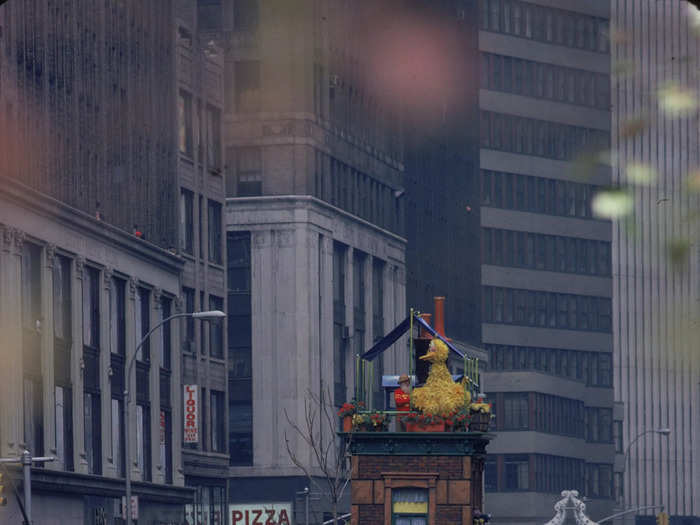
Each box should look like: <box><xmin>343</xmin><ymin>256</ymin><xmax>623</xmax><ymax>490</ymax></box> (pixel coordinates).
<box><xmin>405</xmin><ymin>422</ymin><xmax>446</xmax><ymax>433</ymax></box>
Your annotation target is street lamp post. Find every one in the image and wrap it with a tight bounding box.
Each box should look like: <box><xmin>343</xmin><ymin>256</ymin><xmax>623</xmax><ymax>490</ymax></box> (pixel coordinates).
<box><xmin>620</xmin><ymin>428</ymin><xmax>671</xmax><ymax>525</ymax></box>
<box><xmin>124</xmin><ymin>310</ymin><xmax>225</xmax><ymax>525</ymax></box>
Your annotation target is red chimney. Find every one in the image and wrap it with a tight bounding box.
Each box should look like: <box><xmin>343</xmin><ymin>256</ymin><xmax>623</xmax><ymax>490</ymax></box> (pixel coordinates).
<box><xmin>434</xmin><ymin>296</ymin><xmax>446</xmax><ymax>338</ymax></box>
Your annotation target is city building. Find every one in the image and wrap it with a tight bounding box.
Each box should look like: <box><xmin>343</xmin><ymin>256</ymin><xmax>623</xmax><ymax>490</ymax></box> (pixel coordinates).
<box><xmin>0</xmin><ymin>1</ymin><xmax>228</xmax><ymax>522</ymax></box>
<box><xmin>611</xmin><ymin>1</ymin><xmax>700</xmax><ymax>522</ymax></box>
<box><xmin>0</xmin><ymin>176</ymin><xmax>189</xmax><ymax>524</ymax></box>
<box><xmin>218</xmin><ymin>0</ymin><xmax>409</xmax><ymax>519</ymax></box>
<box><xmin>477</xmin><ymin>0</ymin><xmax>616</xmax><ymax>522</ymax></box>
<box><xmin>174</xmin><ymin>3</ymin><xmax>230</xmax><ymax>522</ymax></box>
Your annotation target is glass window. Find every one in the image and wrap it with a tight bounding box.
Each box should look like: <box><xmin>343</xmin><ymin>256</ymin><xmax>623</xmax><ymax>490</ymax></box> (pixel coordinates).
<box><xmin>504</xmin><ymin>455</ymin><xmax>529</xmax><ymax>490</ymax></box>
<box><xmin>179</xmin><ymin>90</ymin><xmax>193</xmax><ymax>156</ymax></box>
<box><xmin>485</xmin><ymin>457</ymin><xmax>498</xmax><ymax>491</ymax></box>
<box><xmin>53</xmin><ymin>255</ymin><xmax>72</xmax><ymax>342</ymax></box>
<box><xmin>84</xmin><ymin>391</ymin><xmax>102</xmax><ymax>475</ymax></box>
<box><xmin>206</xmin><ymin>105</ymin><xmax>221</xmax><ymax>172</ymax></box>
<box><xmin>208</xmin><ymin>200</ymin><xmax>223</xmax><ymax>264</ymax></box>
<box><xmin>234</xmin><ymin>60</ymin><xmax>260</xmax><ymax>113</ymax></box>
<box><xmin>211</xmin><ymin>390</ymin><xmax>226</xmax><ymax>453</ymax></box>
<box><xmin>489</xmin><ymin>0</ymin><xmax>500</xmax><ymax>31</ymax></box>
<box><xmin>209</xmin><ymin>295</ymin><xmax>224</xmax><ymax>359</ymax></box>
<box><xmin>136</xmin><ymin>287</ymin><xmax>150</xmax><ymax>361</ymax></box>
<box><xmin>55</xmin><ymin>385</ymin><xmax>73</xmax><ymax>471</ymax></box>
<box><xmin>110</xmin><ymin>277</ymin><xmax>126</xmax><ymax>356</ymax></box>
<box><xmin>181</xmin><ymin>189</ymin><xmax>194</xmax><ymax>255</ymax></box>
<box><xmin>233</xmin><ymin>146</ymin><xmax>263</xmax><ymax>197</ymax></box>
<box><xmin>504</xmin><ymin>393</ymin><xmax>529</xmax><ymax>429</ymax></box>
<box><xmin>111</xmin><ymin>398</ymin><xmax>125</xmax><ymax>477</ymax></box>
<box><xmin>393</xmin><ymin>488</ymin><xmax>428</xmax><ymax>525</ymax></box>
<box><xmin>482</xmin><ymin>171</ymin><xmax>493</xmax><ymax>205</ymax></box>
<box><xmin>161</xmin><ymin>297</ymin><xmax>172</xmax><ymax>369</ymax></box>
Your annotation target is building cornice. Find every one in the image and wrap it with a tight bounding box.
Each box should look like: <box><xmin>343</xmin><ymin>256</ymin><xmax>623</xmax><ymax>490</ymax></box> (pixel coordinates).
<box><xmin>0</xmin><ymin>175</ymin><xmax>184</xmax><ymax>275</ymax></box>
<box><xmin>226</xmin><ymin>194</ymin><xmax>408</xmax><ymax>246</ymax></box>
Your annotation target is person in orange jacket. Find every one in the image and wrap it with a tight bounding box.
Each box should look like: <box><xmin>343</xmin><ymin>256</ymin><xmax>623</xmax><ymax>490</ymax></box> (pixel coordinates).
<box><xmin>394</xmin><ymin>374</ymin><xmax>411</xmax><ymax>430</ymax></box>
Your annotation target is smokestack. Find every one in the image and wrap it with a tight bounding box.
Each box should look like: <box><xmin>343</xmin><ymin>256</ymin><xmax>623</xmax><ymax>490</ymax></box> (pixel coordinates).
<box><xmin>434</xmin><ymin>296</ymin><xmax>446</xmax><ymax>338</ymax></box>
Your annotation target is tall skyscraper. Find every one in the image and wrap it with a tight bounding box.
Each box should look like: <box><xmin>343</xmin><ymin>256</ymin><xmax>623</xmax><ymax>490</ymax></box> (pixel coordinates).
<box><xmin>477</xmin><ymin>1</ymin><xmax>615</xmax><ymax>522</ymax></box>
<box><xmin>612</xmin><ymin>1</ymin><xmax>700</xmax><ymax>521</ymax></box>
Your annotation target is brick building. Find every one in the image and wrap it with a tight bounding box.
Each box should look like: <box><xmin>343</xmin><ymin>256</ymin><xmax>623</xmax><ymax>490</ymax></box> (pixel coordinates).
<box><xmin>348</xmin><ymin>433</ymin><xmax>490</xmax><ymax>525</ymax></box>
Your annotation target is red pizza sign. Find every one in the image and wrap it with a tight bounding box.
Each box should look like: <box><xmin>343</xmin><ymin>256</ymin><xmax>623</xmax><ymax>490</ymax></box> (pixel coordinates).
<box><xmin>184</xmin><ymin>385</ymin><xmax>198</xmax><ymax>443</ymax></box>
<box><xmin>229</xmin><ymin>503</ymin><xmax>293</xmax><ymax>525</ymax></box>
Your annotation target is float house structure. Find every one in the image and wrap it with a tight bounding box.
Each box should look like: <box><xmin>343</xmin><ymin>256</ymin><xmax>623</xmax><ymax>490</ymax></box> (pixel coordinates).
<box><xmin>344</xmin><ymin>300</ymin><xmax>492</xmax><ymax>525</ymax></box>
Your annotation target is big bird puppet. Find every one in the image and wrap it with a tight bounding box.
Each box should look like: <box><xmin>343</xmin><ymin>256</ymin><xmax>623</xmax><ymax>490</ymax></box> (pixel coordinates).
<box><xmin>412</xmin><ymin>338</ymin><xmax>471</xmax><ymax>416</ymax></box>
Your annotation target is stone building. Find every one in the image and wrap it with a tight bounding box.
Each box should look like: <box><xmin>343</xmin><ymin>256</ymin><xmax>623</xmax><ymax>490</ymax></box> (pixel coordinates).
<box><xmin>0</xmin><ymin>176</ymin><xmax>189</xmax><ymax>524</ymax></box>
<box><xmin>217</xmin><ymin>0</ymin><xmax>409</xmax><ymax>519</ymax></box>
<box><xmin>0</xmin><ymin>1</ymin><xmax>229</xmax><ymax>522</ymax></box>
<box><xmin>348</xmin><ymin>433</ymin><xmax>490</xmax><ymax>525</ymax></box>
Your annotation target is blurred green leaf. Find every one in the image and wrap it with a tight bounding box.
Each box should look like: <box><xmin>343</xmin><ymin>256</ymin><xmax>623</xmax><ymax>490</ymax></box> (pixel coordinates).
<box><xmin>668</xmin><ymin>239</ymin><xmax>691</xmax><ymax>268</ymax></box>
<box><xmin>592</xmin><ymin>189</ymin><xmax>634</xmax><ymax>219</ymax></box>
<box><xmin>688</xmin><ymin>3</ymin><xmax>700</xmax><ymax>35</ymax></box>
<box><xmin>620</xmin><ymin>117</ymin><xmax>648</xmax><ymax>139</ymax></box>
<box><xmin>626</xmin><ymin>163</ymin><xmax>657</xmax><ymax>185</ymax></box>
<box><xmin>659</xmin><ymin>84</ymin><xmax>698</xmax><ymax>116</ymax></box>
<box><xmin>686</xmin><ymin>170</ymin><xmax>700</xmax><ymax>191</ymax></box>
<box><xmin>613</xmin><ymin>60</ymin><xmax>635</xmax><ymax>76</ymax></box>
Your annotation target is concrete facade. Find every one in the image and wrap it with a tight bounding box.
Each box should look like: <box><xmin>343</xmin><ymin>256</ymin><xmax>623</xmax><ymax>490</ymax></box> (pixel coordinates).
<box><xmin>612</xmin><ymin>1</ymin><xmax>700</xmax><ymax>521</ymax></box>
<box><xmin>0</xmin><ymin>176</ymin><xmax>189</xmax><ymax>524</ymax></box>
<box><xmin>478</xmin><ymin>0</ymin><xmax>615</xmax><ymax>522</ymax></box>
<box><xmin>225</xmin><ymin>196</ymin><xmax>408</xmax><ymax>511</ymax></box>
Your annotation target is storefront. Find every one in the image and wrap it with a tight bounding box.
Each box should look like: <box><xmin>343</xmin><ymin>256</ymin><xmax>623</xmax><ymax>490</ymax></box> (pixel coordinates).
<box><xmin>184</xmin><ymin>481</ymin><xmax>227</xmax><ymax>525</ymax></box>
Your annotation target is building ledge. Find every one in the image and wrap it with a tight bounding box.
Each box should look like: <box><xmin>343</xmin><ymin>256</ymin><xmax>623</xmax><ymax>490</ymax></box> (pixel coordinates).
<box><xmin>343</xmin><ymin>432</ymin><xmax>493</xmax><ymax>456</ymax></box>
<box><xmin>3</xmin><ymin>466</ymin><xmax>193</xmax><ymax>504</ymax></box>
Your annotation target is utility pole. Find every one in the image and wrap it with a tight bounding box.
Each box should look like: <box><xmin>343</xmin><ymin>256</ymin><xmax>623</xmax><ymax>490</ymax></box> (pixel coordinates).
<box><xmin>0</xmin><ymin>450</ymin><xmax>56</xmax><ymax>525</ymax></box>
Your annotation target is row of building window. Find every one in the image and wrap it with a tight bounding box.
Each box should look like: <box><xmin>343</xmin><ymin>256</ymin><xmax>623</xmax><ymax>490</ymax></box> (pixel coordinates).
<box><xmin>322</xmin><ymin>151</ymin><xmax>401</xmax><ymax>234</ymax></box>
<box><xmin>479</xmin><ymin>0</ymin><xmax>610</xmax><ymax>54</ymax></box>
<box><xmin>480</xmin><ymin>111</ymin><xmax>610</xmax><ymax>161</ymax></box>
<box><xmin>485</xmin><ymin>454</ymin><xmax>613</xmax><ymax>499</ymax></box>
<box><xmin>485</xmin><ymin>345</ymin><xmax>613</xmax><ymax>387</ymax></box>
<box><xmin>483</xmin><ymin>286</ymin><xmax>612</xmax><ymax>332</ymax></box>
<box><xmin>180</xmin><ymin>189</ymin><xmax>223</xmax><ymax>265</ymax></box>
<box><xmin>178</xmin><ymin>89</ymin><xmax>222</xmax><ymax>171</ymax></box>
<box><xmin>227</xmin><ymin>231</ymin><xmax>254</xmax><ymax>466</ymax></box>
<box><xmin>482</xmin><ymin>227</ymin><xmax>612</xmax><ymax>277</ymax></box>
<box><xmin>18</xmin><ymin>241</ymin><xmax>182</xmax><ymax>480</ymax></box>
<box><xmin>481</xmin><ymin>53</ymin><xmax>611</xmax><ymax>110</ymax></box>
<box><xmin>481</xmin><ymin>169</ymin><xmax>600</xmax><ymax>220</ymax></box>
<box><xmin>491</xmin><ymin>391</ymin><xmax>613</xmax><ymax>442</ymax></box>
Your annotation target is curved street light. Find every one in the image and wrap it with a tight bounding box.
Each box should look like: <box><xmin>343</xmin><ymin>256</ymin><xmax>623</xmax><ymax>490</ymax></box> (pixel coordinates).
<box><xmin>620</xmin><ymin>428</ymin><xmax>671</xmax><ymax>525</ymax></box>
<box><xmin>124</xmin><ymin>310</ymin><xmax>225</xmax><ymax>525</ymax></box>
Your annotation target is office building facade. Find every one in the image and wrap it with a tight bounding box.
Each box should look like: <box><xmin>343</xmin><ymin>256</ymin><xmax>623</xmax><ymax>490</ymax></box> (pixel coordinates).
<box><xmin>477</xmin><ymin>1</ymin><xmax>616</xmax><ymax>523</ymax></box>
<box><xmin>612</xmin><ymin>1</ymin><xmax>700</xmax><ymax>521</ymax></box>
<box><xmin>220</xmin><ymin>0</ymin><xmax>409</xmax><ymax>519</ymax></box>
<box><xmin>0</xmin><ymin>1</ymin><xmax>230</xmax><ymax>522</ymax></box>
<box><xmin>175</xmin><ymin>3</ymin><xmax>230</xmax><ymax>523</ymax></box>
<box><xmin>0</xmin><ymin>177</ymin><xmax>189</xmax><ymax>524</ymax></box>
